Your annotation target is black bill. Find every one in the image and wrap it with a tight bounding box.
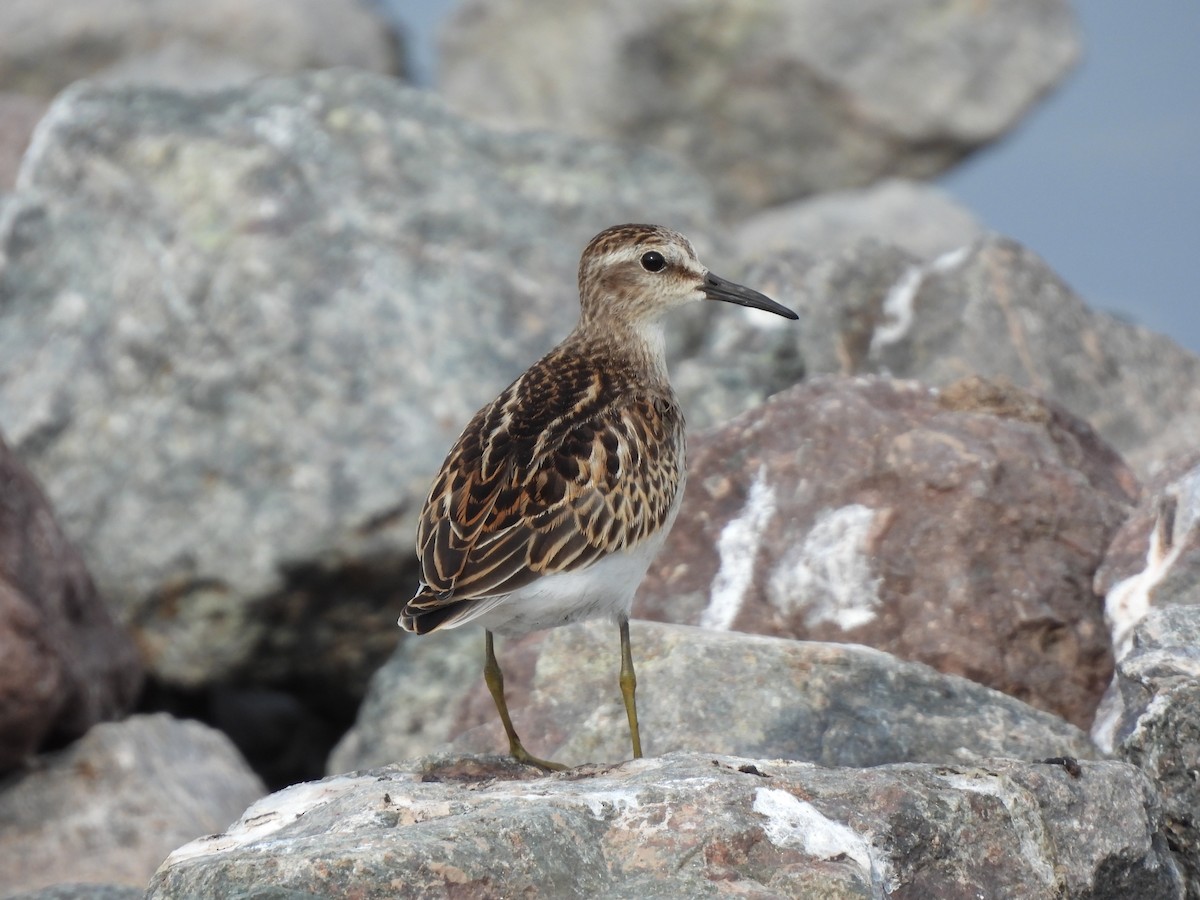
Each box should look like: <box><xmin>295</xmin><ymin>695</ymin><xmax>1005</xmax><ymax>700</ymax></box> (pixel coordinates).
<box><xmin>703</xmin><ymin>272</ymin><xmax>798</xmax><ymax>319</ymax></box>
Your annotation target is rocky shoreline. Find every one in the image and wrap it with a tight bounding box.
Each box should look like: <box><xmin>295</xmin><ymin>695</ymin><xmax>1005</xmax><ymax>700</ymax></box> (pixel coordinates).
<box><xmin>2</xmin><ymin>1</ymin><xmax>1197</xmax><ymax>897</ymax></box>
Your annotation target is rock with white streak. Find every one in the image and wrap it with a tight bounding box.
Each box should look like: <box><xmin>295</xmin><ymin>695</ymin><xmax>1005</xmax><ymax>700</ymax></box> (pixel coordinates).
<box><xmin>150</xmin><ymin>752</ymin><xmax>1181</xmax><ymax>899</ymax></box>
<box><xmin>441</xmin><ymin>0</ymin><xmax>1079</xmax><ymax>214</ymax></box>
<box><xmin>1094</xmin><ymin>453</ymin><xmax>1200</xmax><ymax>658</ymax></box>
<box><xmin>638</xmin><ymin>375</ymin><xmax>1136</xmax><ymax>729</ymax></box>
<box><xmin>717</xmin><ymin>236</ymin><xmax>1200</xmax><ymax>477</ymax></box>
<box><xmin>331</xmin><ymin>620</ymin><xmax>1098</xmax><ymax>774</ymax></box>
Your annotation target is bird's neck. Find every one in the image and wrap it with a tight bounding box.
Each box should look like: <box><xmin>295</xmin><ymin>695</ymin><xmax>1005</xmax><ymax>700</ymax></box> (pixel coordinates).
<box><xmin>572</xmin><ymin>316</ymin><xmax>670</xmax><ymax>384</ymax></box>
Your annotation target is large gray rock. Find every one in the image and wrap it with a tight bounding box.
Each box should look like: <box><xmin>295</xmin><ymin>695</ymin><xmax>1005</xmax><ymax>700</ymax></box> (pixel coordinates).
<box><xmin>638</xmin><ymin>375</ymin><xmax>1134</xmax><ymax>728</ymax></box>
<box><xmin>86</xmin><ymin>40</ymin><xmax>271</xmax><ymax>94</ymax></box>
<box><xmin>441</xmin><ymin>0</ymin><xmax>1079</xmax><ymax>214</ymax></box>
<box><xmin>0</xmin><ymin>71</ymin><xmax>718</xmax><ymax>697</ymax></box>
<box><xmin>332</xmin><ymin>620</ymin><xmax>1098</xmax><ymax>774</ymax></box>
<box><xmin>0</xmin><ymin>0</ymin><xmax>402</xmax><ymax>99</ymax></box>
<box><xmin>327</xmin><ymin>627</ymin><xmax>478</xmax><ymax>775</ymax></box>
<box><xmin>151</xmin><ymin>752</ymin><xmax>1181</xmax><ymax>899</ymax></box>
<box><xmin>0</xmin><ymin>714</ymin><xmax>265</xmax><ymax>896</ymax></box>
<box><xmin>693</xmin><ymin>236</ymin><xmax>1200</xmax><ymax>474</ymax></box>
<box><xmin>0</xmin><ymin>433</ymin><xmax>142</xmax><ymax>772</ymax></box>
<box><xmin>1093</xmin><ymin>606</ymin><xmax>1200</xmax><ymax>898</ymax></box>
<box><xmin>735</xmin><ymin>178</ymin><xmax>985</xmax><ymax>262</ymax></box>
<box><xmin>0</xmin><ymin>92</ymin><xmax>47</xmax><ymax>191</ymax></box>
<box><xmin>3</xmin><ymin>887</ymin><xmax>143</xmax><ymax>900</ymax></box>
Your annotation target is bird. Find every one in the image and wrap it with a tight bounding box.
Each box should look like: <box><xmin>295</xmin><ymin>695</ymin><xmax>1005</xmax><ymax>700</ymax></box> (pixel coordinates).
<box><xmin>399</xmin><ymin>223</ymin><xmax>798</xmax><ymax>770</ymax></box>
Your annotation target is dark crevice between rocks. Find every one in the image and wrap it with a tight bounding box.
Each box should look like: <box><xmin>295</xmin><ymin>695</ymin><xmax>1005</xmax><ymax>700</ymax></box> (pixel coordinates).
<box><xmin>137</xmin><ymin>557</ymin><xmax>418</xmax><ymax>791</ymax></box>
<box><xmin>136</xmin><ymin>679</ymin><xmax>343</xmax><ymax>792</ymax></box>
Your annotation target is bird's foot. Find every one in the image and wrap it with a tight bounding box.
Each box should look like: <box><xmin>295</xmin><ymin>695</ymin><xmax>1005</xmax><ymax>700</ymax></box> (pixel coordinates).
<box><xmin>510</xmin><ymin>740</ymin><xmax>567</xmax><ymax>772</ymax></box>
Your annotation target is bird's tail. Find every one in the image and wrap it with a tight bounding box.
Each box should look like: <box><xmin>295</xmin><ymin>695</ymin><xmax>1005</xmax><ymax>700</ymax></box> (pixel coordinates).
<box><xmin>399</xmin><ymin>583</ymin><xmax>508</xmax><ymax>634</ymax></box>
<box><xmin>398</xmin><ymin>583</ymin><xmax>447</xmax><ymax>634</ymax></box>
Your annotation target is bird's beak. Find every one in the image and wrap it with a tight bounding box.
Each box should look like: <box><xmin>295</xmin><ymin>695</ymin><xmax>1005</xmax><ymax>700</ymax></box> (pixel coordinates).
<box><xmin>702</xmin><ymin>272</ymin><xmax>798</xmax><ymax>319</ymax></box>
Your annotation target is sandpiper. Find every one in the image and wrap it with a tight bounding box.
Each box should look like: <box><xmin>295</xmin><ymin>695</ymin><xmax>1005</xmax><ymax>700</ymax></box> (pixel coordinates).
<box><xmin>399</xmin><ymin>223</ymin><xmax>798</xmax><ymax>769</ymax></box>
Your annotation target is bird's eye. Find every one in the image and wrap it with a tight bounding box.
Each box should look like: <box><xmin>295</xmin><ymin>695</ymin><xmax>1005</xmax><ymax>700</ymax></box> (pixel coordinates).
<box><xmin>640</xmin><ymin>251</ymin><xmax>666</xmax><ymax>272</ymax></box>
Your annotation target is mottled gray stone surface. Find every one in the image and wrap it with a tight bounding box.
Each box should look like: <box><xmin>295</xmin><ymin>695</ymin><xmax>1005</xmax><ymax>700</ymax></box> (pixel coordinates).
<box><xmin>1093</xmin><ymin>607</ymin><xmax>1200</xmax><ymax>898</ymax></box>
<box><xmin>0</xmin><ymin>70</ymin><xmax>717</xmax><ymax>695</ymax></box>
<box><xmin>735</xmin><ymin>179</ymin><xmax>984</xmax><ymax>262</ymax></box>
<box><xmin>3</xmin><ymin>886</ymin><xmax>144</xmax><ymax>900</ymax></box>
<box><xmin>441</xmin><ymin>0</ymin><xmax>1079</xmax><ymax>213</ymax></box>
<box><xmin>332</xmin><ymin>620</ymin><xmax>1098</xmax><ymax>774</ymax></box>
<box><xmin>151</xmin><ymin>752</ymin><xmax>1181</xmax><ymax>899</ymax></box>
<box><xmin>0</xmin><ymin>714</ymin><xmax>264</xmax><ymax>896</ymax></box>
<box><xmin>0</xmin><ymin>93</ymin><xmax>47</xmax><ymax>191</ymax></box>
<box><xmin>0</xmin><ymin>0</ymin><xmax>401</xmax><ymax>98</ymax></box>
<box><xmin>326</xmin><ymin>627</ymin><xmax>478</xmax><ymax>775</ymax></box>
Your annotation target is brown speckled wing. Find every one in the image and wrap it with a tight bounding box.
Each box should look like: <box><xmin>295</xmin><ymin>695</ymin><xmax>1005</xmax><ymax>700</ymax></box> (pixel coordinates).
<box><xmin>401</xmin><ymin>345</ymin><xmax>684</xmax><ymax>633</ymax></box>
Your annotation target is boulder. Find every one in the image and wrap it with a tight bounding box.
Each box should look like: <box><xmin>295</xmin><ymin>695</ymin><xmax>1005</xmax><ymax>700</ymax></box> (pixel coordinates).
<box><xmin>715</xmin><ymin>236</ymin><xmax>1200</xmax><ymax>476</ymax></box>
<box><xmin>0</xmin><ymin>70</ymin><xmax>718</xmax><ymax>701</ymax></box>
<box><xmin>0</xmin><ymin>714</ymin><xmax>265</xmax><ymax>896</ymax></box>
<box><xmin>0</xmin><ymin>0</ymin><xmax>402</xmax><ymax>99</ymax></box>
<box><xmin>638</xmin><ymin>376</ymin><xmax>1135</xmax><ymax>728</ymax></box>
<box><xmin>0</xmin><ymin>433</ymin><xmax>142</xmax><ymax>772</ymax></box>
<box><xmin>86</xmin><ymin>41</ymin><xmax>270</xmax><ymax>93</ymax></box>
<box><xmin>441</xmin><ymin>0</ymin><xmax>1079</xmax><ymax>214</ymax></box>
<box><xmin>1095</xmin><ymin>453</ymin><xmax>1200</xmax><ymax>657</ymax></box>
<box><xmin>0</xmin><ymin>92</ymin><xmax>48</xmax><ymax>191</ymax></box>
<box><xmin>734</xmin><ymin>178</ymin><xmax>984</xmax><ymax>262</ymax></box>
<box><xmin>327</xmin><ymin>627</ymin><xmax>478</xmax><ymax>775</ymax></box>
<box><xmin>333</xmin><ymin>620</ymin><xmax>1098</xmax><ymax>774</ymax></box>
<box><xmin>3</xmin><ymin>887</ymin><xmax>143</xmax><ymax>900</ymax></box>
<box><xmin>1093</xmin><ymin>606</ymin><xmax>1200</xmax><ymax>897</ymax></box>
<box><xmin>151</xmin><ymin>752</ymin><xmax>1182</xmax><ymax>899</ymax></box>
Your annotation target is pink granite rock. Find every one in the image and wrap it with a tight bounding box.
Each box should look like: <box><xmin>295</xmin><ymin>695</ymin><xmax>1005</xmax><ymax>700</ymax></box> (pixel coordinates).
<box><xmin>0</xmin><ymin>435</ymin><xmax>142</xmax><ymax>770</ymax></box>
<box><xmin>636</xmin><ymin>375</ymin><xmax>1137</xmax><ymax>728</ymax></box>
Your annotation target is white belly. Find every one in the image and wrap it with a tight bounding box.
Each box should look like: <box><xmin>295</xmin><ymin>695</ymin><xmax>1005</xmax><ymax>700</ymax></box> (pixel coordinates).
<box><xmin>474</xmin><ymin>529</ymin><xmax>666</xmax><ymax>636</ymax></box>
<box><xmin>455</xmin><ymin>486</ymin><xmax>683</xmax><ymax>638</ymax></box>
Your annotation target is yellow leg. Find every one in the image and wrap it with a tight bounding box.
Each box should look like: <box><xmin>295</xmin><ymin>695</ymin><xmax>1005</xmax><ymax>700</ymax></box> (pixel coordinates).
<box><xmin>618</xmin><ymin>618</ymin><xmax>643</xmax><ymax>759</ymax></box>
<box><xmin>483</xmin><ymin>630</ymin><xmax>566</xmax><ymax>771</ymax></box>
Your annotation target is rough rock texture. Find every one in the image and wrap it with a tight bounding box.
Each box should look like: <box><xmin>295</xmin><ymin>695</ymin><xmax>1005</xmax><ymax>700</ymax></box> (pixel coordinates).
<box><xmin>638</xmin><ymin>376</ymin><xmax>1136</xmax><ymax>728</ymax></box>
<box><xmin>441</xmin><ymin>0</ymin><xmax>1079</xmax><ymax>213</ymax></box>
<box><xmin>1092</xmin><ymin>607</ymin><xmax>1200</xmax><ymax>898</ymax></box>
<box><xmin>717</xmin><ymin>236</ymin><xmax>1200</xmax><ymax>475</ymax></box>
<box><xmin>1095</xmin><ymin>454</ymin><xmax>1200</xmax><ymax>656</ymax></box>
<box><xmin>150</xmin><ymin>752</ymin><xmax>1182</xmax><ymax>899</ymax></box>
<box><xmin>0</xmin><ymin>93</ymin><xmax>48</xmax><ymax>191</ymax></box>
<box><xmin>0</xmin><ymin>434</ymin><xmax>142</xmax><ymax>772</ymax></box>
<box><xmin>735</xmin><ymin>179</ymin><xmax>984</xmax><ymax>262</ymax></box>
<box><xmin>332</xmin><ymin>620</ymin><xmax>1098</xmax><ymax>774</ymax></box>
<box><xmin>0</xmin><ymin>70</ymin><xmax>718</xmax><ymax>700</ymax></box>
<box><xmin>327</xmin><ymin>627</ymin><xmax>478</xmax><ymax>775</ymax></box>
<box><xmin>0</xmin><ymin>0</ymin><xmax>402</xmax><ymax>98</ymax></box>
<box><xmin>4</xmin><ymin>887</ymin><xmax>143</xmax><ymax>900</ymax></box>
<box><xmin>0</xmin><ymin>713</ymin><xmax>265</xmax><ymax>896</ymax></box>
